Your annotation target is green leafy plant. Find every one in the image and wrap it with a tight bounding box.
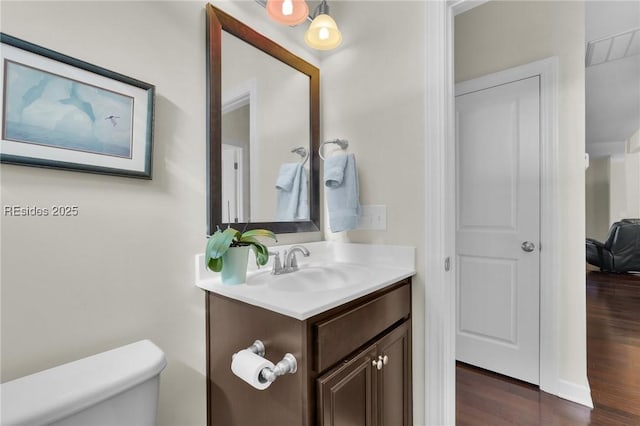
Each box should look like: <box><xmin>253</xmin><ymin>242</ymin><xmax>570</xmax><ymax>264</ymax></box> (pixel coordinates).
<box><xmin>205</xmin><ymin>226</ymin><xmax>277</xmax><ymax>272</ymax></box>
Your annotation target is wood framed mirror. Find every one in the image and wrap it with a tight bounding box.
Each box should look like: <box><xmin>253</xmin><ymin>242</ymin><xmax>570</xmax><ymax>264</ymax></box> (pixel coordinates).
<box><xmin>206</xmin><ymin>4</ymin><xmax>320</xmax><ymax>235</ymax></box>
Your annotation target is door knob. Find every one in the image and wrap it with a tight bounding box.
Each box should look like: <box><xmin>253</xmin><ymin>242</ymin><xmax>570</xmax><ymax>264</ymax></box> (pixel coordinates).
<box><xmin>521</xmin><ymin>241</ymin><xmax>535</xmax><ymax>252</ymax></box>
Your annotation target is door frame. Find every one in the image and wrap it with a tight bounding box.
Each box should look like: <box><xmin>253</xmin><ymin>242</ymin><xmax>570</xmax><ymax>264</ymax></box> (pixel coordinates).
<box><xmin>423</xmin><ymin>1</ymin><xmax>575</xmax><ymax>424</ymax></box>
<box><xmin>221</xmin><ymin>144</ymin><xmax>245</xmax><ymax>222</ymax></box>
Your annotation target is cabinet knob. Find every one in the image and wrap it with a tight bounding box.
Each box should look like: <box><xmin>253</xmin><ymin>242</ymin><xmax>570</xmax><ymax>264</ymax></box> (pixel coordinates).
<box><xmin>372</xmin><ymin>359</ymin><xmax>383</xmax><ymax>370</ymax></box>
<box><xmin>381</xmin><ymin>355</ymin><xmax>389</xmax><ymax>365</ymax></box>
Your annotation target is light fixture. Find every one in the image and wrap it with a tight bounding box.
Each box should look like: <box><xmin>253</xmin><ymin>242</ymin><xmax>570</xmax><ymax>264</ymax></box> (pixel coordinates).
<box><xmin>266</xmin><ymin>0</ymin><xmax>309</xmax><ymax>26</ymax></box>
<box><xmin>305</xmin><ymin>0</ymin><xmax>342</xmax><ymax>50</ymax></box>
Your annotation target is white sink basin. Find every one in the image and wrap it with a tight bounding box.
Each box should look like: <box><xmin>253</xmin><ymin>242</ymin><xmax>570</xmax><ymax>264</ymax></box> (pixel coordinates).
<box><xmin>247</xmin><ymin>262</ymin><xmax>371</xmax><ymax>292</ymax></box>
<box><xmin>195</xmin><ymin>241</ymin><xmax>416</xmax><ymax>319</ymax></box>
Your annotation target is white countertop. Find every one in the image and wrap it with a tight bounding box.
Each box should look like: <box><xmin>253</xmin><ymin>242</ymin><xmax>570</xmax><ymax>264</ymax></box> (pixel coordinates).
<box><xmin>194</xmin><ymin>241</ymin><xmax>416</xmax><ymax>320</ymax></box>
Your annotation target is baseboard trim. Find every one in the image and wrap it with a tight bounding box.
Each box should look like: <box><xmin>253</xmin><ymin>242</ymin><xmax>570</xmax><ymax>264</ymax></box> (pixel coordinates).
<box><xmin>550</xmin><ymin>379</ymin><xmax>594</xmax><ymax>408</ymax></box>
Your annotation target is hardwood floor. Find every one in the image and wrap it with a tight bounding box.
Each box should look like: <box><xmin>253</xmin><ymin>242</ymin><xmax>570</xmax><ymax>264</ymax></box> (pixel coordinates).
<box><xmin>456</xmin><ymin>269</ymin><xmax>640</xmax><ymax>425</ymax></box>
<box><xmin>587</xmin><ymin>270</ymin><xmax>640</xmax><ymax>424</ymax></box>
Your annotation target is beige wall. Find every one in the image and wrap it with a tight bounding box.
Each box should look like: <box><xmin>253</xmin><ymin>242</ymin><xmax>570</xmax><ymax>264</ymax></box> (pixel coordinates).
<box><xmin>587</xmin><ymin>129</ymin><xmax>640</xmax><ymax>241</ymax></box>
<box><xmin>625</xmin><ymin>153</ymin><xmax>640</xmax><ymax>217</ymax></box>
<box><xmin>610</xmin><ymin>152</ymin><xmax>640</xmax><ymax>221</ymax></box>
<box><xmin>625</xmin><ymin>131</ymin><xmax>640</xmax><ymax>219</ymax></box>
<box><xmin>456</xmin><ymin>0</ymin><xmax>589</xmax><ymax>392</ymax></box>
<box><xmin>586</xmin><ymin>158</ymin><xmax>610</xmax><ymax>241</ymax></box>
<box><xmin>322</xmin><ymin>2</ymin><xmax>427</xmax><ymax>423</ymax></box>
<box><xmin>609</xmin><ymin>156</ymin><xmax>627</xmax><ymax>222</ymax></box>
<box><xmin>0</xmin><ymin>2</ymin><xmax>319</xmax><ymax>425</ymax></box>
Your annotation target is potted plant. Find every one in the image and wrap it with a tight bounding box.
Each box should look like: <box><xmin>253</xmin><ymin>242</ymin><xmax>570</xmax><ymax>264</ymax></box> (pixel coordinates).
<box><xmin>205</xmin><ymin>226</ymin><xmax>277</xmax><ymax>285</ymax></box>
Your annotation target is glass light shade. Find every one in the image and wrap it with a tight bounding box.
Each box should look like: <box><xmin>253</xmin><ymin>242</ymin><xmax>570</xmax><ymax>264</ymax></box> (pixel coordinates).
<box><xmin>266</xmin><ymin>0</ymin><xmax>309</xmax><ymax>26</ymax></box>
<box><xmin>304</xmin><ymin>14</ymin><xmax>342</xmax><ymax>50</ymax></box>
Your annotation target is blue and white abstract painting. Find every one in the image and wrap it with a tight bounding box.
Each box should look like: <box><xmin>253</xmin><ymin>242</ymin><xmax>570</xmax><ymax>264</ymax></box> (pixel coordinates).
<box><xmin>3</xmin><ymin>60</ymin><xmax>134</xmax><ymax>158</ymax></box>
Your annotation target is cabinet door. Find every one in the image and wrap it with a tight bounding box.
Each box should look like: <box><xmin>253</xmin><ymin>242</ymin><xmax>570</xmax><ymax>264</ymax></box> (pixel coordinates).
<box><xmin>377</xmin><ymin>320</ymin><xmax>411</xmax><ymax>426</ymax></box>
<box><xmin>317</xmin><ymin>347</ymin><xmax>377</xmax><ymax>426</ymax></box>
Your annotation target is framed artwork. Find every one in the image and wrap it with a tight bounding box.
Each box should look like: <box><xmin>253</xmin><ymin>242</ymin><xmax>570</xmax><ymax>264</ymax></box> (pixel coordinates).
<box><xmin>0</xmin><ymin>33</ymin><xmax>154</xmax><ymax>178</ymax></box>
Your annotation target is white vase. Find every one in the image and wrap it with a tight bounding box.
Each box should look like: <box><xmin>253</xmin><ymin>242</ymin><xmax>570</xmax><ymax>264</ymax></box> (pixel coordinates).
<box><xmin>220</xmin><ymin>246</ymin><xmax>250</xmax><ymax>285</ymax></box>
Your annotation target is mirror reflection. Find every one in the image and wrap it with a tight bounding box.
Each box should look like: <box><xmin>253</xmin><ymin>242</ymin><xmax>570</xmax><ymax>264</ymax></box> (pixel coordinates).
<box><xmin>207</xmin><ymin>5</ymin><xmax>320</xmax><ymax>235</ymax></box>
<box><xmin>221</xmin><ymin>32</ymin><xmax>310</xmax><ymax>223</ymax></box>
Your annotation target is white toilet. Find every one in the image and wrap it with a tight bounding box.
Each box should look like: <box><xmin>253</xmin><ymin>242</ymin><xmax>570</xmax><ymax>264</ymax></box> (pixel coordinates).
<box><xmin>0</xmin><ymin>340</ymin><xmax>167</xmax><ymax>426</ymax></box>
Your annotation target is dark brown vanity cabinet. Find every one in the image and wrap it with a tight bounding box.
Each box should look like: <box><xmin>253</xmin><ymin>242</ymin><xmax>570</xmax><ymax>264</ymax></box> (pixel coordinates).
<box><xmin>206</xmin><ymin>279</ymin><xmax>412</xmax><ymax>426</ymax></box>
<box><xmin>317</xmin><ymin>320</ymin><xmax>411</xmax><ymax>426</ymax></box>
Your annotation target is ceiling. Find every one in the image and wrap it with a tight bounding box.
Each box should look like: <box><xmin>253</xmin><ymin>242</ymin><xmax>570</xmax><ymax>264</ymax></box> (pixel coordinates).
<box><xmin>586</xmin><ymin>1</ymin><xmax>640</xmax><ymax>158</ymax></box>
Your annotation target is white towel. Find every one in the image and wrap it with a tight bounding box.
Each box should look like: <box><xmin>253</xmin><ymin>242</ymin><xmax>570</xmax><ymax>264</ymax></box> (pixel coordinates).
<box><xmin>275</xmin><ymin>163</ymin><xmax>309</xmax><ymax>221</ymax></box>
<box><xmin>325</xmin><ymin>154</ymin><xmax>360</xmax><ymax>232</ymax></box>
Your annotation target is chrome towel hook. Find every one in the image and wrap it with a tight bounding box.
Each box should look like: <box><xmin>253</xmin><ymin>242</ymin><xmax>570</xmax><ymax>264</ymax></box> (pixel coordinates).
<box><xmin>319</xmin><ymin>139</ymin><xmax>349</xmax><ymax>161</ymax></box>
<box><xmin>291</xmin><ymin>146</ymin><xmax>309</xmax><ymax>165</ymax></box>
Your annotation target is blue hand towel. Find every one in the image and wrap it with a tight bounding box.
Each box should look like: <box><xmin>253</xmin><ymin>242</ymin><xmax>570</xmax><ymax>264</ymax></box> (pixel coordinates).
<box><xmin>324</xmin><ymin>154</ymin><xmax>348</xmax><ymax>188</ymax></box>
<box><xmin>325</xmin><ymin>154</ymin><xmax>360</xmax><ymax>232</ymax></box>
<box><xmin>276</xmin><ymin>163</ymin><xmax>299</xmax><ymax>192</ymax></box>
<box><xmin>275</xmin><ymin>163</ymin><xmax>309</xmax><ymax>221</ymax></box>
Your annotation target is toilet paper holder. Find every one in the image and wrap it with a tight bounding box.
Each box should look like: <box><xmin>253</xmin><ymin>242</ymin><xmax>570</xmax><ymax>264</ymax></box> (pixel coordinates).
<box><xmin>240</xmin><ymin>340</ymin><xmax>297</xmax><ymax>383</ymax></box>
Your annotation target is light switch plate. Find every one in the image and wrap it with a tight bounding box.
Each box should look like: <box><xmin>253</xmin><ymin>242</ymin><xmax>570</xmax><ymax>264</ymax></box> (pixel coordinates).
<box><xmin>358</xmin><ymin>204</ymin><xmax>387</xmax><ymax>230</ymax></box>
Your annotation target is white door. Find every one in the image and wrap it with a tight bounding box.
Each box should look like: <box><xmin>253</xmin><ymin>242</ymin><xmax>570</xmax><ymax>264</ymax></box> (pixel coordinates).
<box><xmin>455</xmin><ymin>75</ymin><xmax>541</xmax><ymax>385</ymax></box>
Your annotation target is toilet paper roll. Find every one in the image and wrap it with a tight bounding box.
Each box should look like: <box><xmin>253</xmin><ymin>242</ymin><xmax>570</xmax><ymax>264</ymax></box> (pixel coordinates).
<box><xmin>231</xmin><ymin>349</ymin><xmax>275</xmax><ymax>390</ymax></box>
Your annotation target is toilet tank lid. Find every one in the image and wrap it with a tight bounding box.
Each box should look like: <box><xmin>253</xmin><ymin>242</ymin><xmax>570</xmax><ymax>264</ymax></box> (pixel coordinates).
<box><xmin>0</xmin><ymin>339</ymin><xmax>167</xmax><ymax>425</ymax></box>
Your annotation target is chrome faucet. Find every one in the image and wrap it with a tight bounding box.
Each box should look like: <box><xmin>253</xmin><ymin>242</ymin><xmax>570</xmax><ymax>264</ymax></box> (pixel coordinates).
<box><xmin>269</xmin><ymin>246</ymin><xmax>310</xmax><ymax>275</ymax></box>
<box><xmin>283</xmin><ymin>245</ymin><xmax>310</xmax><ymax>273</ymax></box>
<box><xmin>269</xmin><ymin>251</ymin><xmax>283</xmax><ymax>275</ymax></box>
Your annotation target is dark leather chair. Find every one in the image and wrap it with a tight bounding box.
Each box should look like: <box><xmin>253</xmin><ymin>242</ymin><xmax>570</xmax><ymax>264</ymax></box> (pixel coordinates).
<box><xmin>586</xmin><ymin>219</ymin><xmax>640</xmax><ymax>273</ymax></box>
